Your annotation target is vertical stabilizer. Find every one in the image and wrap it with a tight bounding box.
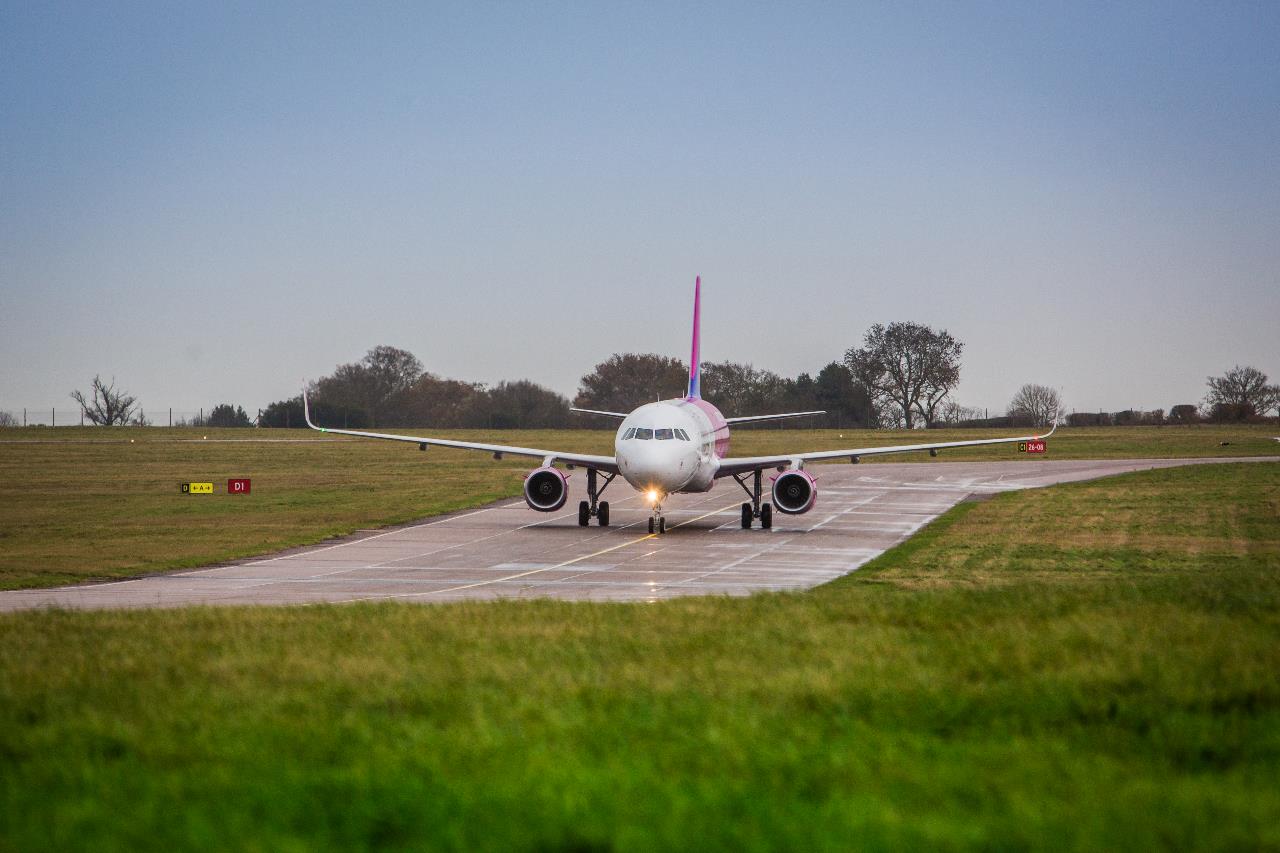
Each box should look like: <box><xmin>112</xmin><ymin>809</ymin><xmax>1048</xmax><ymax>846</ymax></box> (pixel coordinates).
<box><xmin>687</xmin><ymin>276</ymin><xmax>702</xmax><ymax>399</ymax></box>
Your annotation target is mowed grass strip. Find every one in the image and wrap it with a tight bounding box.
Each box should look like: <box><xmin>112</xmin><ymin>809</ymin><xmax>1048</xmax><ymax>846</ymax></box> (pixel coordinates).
<box><xmin>2</xmin><ymin>424</ymin><xmax>1276</xmax><ymax>590</ymax></box>
<box><xmin>1</xmin><ymin>462</ymin><xmax>1277</xmax><ymax>850</ymax></box>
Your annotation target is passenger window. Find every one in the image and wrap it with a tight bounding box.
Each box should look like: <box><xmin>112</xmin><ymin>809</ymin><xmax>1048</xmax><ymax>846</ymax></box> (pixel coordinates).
<box><xmin>622</xmin><ymin>428</ymin><xmax>635</xmax><ymax>439</ymax></box>
<box><xmin>655</xmin><ymin>428</ymin><xmax>674</xmax><ymax>440</ymax></box>
<box><xmin>635</xmin><ymin>428</ymin><xmax>653</xmax><ymax>440</ymax></box>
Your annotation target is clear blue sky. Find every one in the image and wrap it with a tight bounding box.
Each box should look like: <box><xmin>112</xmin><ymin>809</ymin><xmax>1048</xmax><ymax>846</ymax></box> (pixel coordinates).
<box><xmin>3</xmin><ymin>2</ymin><xmax>1277</xmax><ymax>418</ymax></box>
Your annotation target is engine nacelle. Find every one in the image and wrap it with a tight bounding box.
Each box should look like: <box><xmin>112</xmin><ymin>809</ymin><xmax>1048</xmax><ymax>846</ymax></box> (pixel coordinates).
<box><xmin>523</xmin><ymin>466</ymin><xmax>569</xmax><ymax>512</ymax></box>
<box><xmin>772</xmin><ymin>469</ymin><xmax>817</xmax><ymax>515</ymax></box>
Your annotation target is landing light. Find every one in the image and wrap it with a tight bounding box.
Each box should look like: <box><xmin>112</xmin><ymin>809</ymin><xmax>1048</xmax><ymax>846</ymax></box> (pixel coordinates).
<box><xmin>646</xmin><ymin>489</ymin><xmax>660</xmax><ymax>504</ymax></box>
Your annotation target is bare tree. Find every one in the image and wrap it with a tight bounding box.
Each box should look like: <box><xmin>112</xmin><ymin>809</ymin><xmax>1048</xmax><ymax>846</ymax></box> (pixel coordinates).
<box><xmin>1205</xmin><ymin>365</ymin><xmax>1279</xmax><ymax>418</ymax></box>
<box><xmin>70</xmin><ymin>375</ymin><xmax>138</xmax><ymax>426</ymax></box>
<box><xmin>0</xmin><ymin>411</ymin><xmax>18</xmax><ymax>427</ymax></box>
<box><xmin>844</xmin><ymin>322</ymin><xmax>963</xmax><ymax>428</ymax></box>
<box><xmin>937</xmin><ymin>400</ymin><xmax>984</xmax><ymax>425</ymax></box>
<box><xmin>1007</xmin><ymin>384</ymin><xmax>1062</xmax><ymax>427</ymax></box>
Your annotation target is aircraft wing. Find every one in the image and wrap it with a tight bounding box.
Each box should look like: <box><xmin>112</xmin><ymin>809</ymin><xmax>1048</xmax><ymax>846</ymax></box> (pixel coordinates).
<box><xmin>303</xmin><ymin>391</ymin><xmax>619</xmax><ymax>474</ymax></box>
<box><xmin>715</xmin><ymin>424</ymin><xmax>1057</xmax><ymax>478</ymax></box>
<box><xmin>724</xmin><ymin>410</ymin><xmax>825</xmax><ymax>425</ymax></box>
<box><xmin>570</xmin><ymin>407</ymin><xmax>629</xmax><ymax>419</ymax></box>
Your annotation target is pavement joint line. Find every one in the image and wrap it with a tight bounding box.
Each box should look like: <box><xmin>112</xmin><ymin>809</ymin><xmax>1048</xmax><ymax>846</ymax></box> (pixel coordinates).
<box><xmin>345</xmin><ymin>498</ymin><xmax>743</xmax><ymax>602</ymax></box>
<box><xmin>345</xmin><ymin>534</ymin><xmax>658</xmax><ymax>601</ymax></box>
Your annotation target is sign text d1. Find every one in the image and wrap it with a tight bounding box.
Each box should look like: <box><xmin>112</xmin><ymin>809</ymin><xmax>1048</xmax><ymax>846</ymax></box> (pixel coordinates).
<box><xmin>228</xmin><ymin>478</ymin><xmax>251</xmax><ymax>494</ymax></box>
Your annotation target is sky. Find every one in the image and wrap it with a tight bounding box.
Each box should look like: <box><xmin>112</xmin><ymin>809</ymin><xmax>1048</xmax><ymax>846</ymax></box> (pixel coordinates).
<box><xmin>2</xmin><ymin>1</ymin><xmax>1278</xmax><ymax>421</ymax></box>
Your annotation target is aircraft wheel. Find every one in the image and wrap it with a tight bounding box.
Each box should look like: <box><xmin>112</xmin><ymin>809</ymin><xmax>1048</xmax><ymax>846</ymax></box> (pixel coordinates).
<box><xmin>658</xmin><ymin>516</ymin><xmax>666</xmax><ymax>534</ymax></box>
<box><xmin>648</xmin><ymin>517</ymin><xmax>655</xmax><ymax>534</ymax></box>
<box><xmin>741</xmin><ymin>503</ymin><xmax>753</xmax><ymax>529</ymax></box>
<box><xmin>598</xmin><ymin>501</ymin><xmax>610</xmax><ymax>526</ymax></box>
<box><xmin>578</xmin><ymin>501</ymin><xmax>590</xmax><ymax>526</ymax></box>
<box><xmin>760</xmin><ymin>503</ymin><xmax>773</xmax><ymax>529</ymax></box>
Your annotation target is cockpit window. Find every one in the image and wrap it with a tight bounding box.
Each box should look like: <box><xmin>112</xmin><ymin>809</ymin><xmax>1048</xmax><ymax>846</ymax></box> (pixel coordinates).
<box><xmin>634</xmin><ymin>428</ymin><xmax>653</xmax><ymax>440</ymax></box>
<box><xmin>655</xmin><ymin>428</ymin><xmax>674</xmax><ymax>440</ymax></box>
<box><xmin>622</xmin><ymin>427</ymin><xmax>635</xmax><ymax>439</ymax></box>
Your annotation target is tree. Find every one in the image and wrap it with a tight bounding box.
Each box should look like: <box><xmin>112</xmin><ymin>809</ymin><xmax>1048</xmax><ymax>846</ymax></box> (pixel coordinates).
<box><xmin>70</xmin><ymin>375</ymin><xmax>138</xmax><ymax>426</ymax></box>
<box><xmin>391</xmin><ymin>374</ymin><xmax>484</xmax><ymax>427</ymax></box>
<box><xmin>1205</xmin><ymin>365</ymin><xmax>1279</xmax><ymax>418</ymax></box>
<box><xmin>699</xmin><ymin>361</ymin><xmax>786</xmax><ymax>417</ymax></box>
<box><xmin>477</xmin><ymin>380</ymin><xmax>570</xmax><ymax>429</ymax></box>
<box><xmin>810</xmin><ymin>362</ymin><xmax>877</xmax><ymax>428</ymax></box>
<box><xmin>574</xmin><ymin>354</ymin><xmax>688</xmax><ymax>414</ymax></box>
<box><xmin>844</xmin><ymin>322</ymin><xmax>963</xmax><ymax>428</ymax></box>
<box><xmin>937</xmin><ymin>400</ymin><xmax>985</xmax><ymax>425</ymax></box>
<box><xmin>207</xmin><ymin>403</ymin><xmax>252</xmax><ymax>427</ymax></box>
<box><xmin>1167</xmin><ymin>404</ymin><xmax>1200</xmax><ymax>425</ymax></box>
<box><xmin>260</xmin><ymin>397</ymin><xmax>303</xmax><ymax>428</ymax></box>
<box><xmin>363</xmin><ymin>345</ymin><xmax>425</xmax><ymax>407</ymax></box>
<box><xmin>1006</xmin><ymin>384</ymin><xmax>1062</xmax><ymax>428</ymax></box>
<box><xmin>312</xmin><ymin>345</ymin><xmax>424</xmax><ymax>427</ymax></box>
<box><xmin>0</xmin><ymin>411</ymin><xmax>17</xmax><ymax>427</ymax></box>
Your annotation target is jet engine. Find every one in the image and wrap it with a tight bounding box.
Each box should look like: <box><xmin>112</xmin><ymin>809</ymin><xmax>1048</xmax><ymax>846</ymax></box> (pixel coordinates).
<box><xmin>523</xmin><ymin>466</ymin><xmax>569</xmax><ymax>512</ymax></box>
<box><xmin>771</xmin><ymin>470</ymin><xmax>817</xmax><ymax>514</ymax></box>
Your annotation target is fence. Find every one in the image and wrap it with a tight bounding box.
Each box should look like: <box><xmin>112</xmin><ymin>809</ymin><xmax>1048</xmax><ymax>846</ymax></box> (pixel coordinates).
<box><xmin>0</xmin><ymin>408</ymin><xmax>270</xmax><ymax>428</ymax></box>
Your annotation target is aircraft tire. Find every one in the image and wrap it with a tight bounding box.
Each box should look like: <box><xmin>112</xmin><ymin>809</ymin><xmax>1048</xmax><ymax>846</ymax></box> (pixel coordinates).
<box><xmin>578</xmin><ymin>501</ymin><xmax>590</xmax><ymax>526</ymax></box>
<box><xmin>741</xmin><ymin>503</ymin><xmax>752</xmax><ymax>529</ymax></box>
<box><xmin>648</xmin><ymin>517</ymin><xmax>655</xmax><ymax>534</ymax></box>
<box><xmin>760</xmin><ymin>503</ymin><xmax>773</xmax><ymax>529</ymax></box>
<box><xmin>598</xmin><ymin>501</ymin><xmax>610</xmax><ymax>526</ymax></box>
<box><xmin>658</xmin><ymin>516</ymin><xmax>666</xmax><ymax>534</ymax></box>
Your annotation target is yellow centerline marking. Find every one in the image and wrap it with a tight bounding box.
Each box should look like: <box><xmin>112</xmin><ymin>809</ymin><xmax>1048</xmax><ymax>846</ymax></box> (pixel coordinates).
<box><xmin>353</xmin><ymin>501</ymin><xmax>742</xmax><ymax>601</ymax></box>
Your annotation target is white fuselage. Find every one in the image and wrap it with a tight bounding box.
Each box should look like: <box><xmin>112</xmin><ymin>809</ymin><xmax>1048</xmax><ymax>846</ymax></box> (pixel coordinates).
<box><xmin>614</xmin><ymin>399</ymin><xmax>727</xmax><ymax>496</ymax></box>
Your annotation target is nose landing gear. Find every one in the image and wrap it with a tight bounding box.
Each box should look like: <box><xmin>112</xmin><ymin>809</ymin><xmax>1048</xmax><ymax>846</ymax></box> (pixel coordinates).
<box><xmin>647</xmin><ymin>505</ymin><xmax>666</xmax><ymax>534</ymax></box>
<box><xmin>577</xmin><ymin>468</ymin><xmax>615</xmax><ymax>527</ymax></box>
<box><xmin>733</xmin><ymin>469</ymin><xmax>773</xmax><ymax>529</ymax></box>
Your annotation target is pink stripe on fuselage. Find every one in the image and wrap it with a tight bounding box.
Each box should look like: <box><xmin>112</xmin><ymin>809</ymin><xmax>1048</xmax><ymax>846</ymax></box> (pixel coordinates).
<box><xmin>678</xmin><ymin>396</ymin><xmax>730</xmax><ymax>458</ymax></box>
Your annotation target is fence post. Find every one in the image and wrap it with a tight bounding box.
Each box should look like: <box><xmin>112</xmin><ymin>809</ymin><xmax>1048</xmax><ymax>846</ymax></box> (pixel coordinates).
<box><xmin>52</xmin><ymin>407</ymin><xmax>55</xmax><ymax>427</ymax></box>
<box><xmin>23</xmin><ymin>408</ymin><xmax>26</xmax><ymax>427</ymax></box>
<box><xmin>199</xmin><ymin>407</ymin><xmax>203</xmax><ymax>426</ymax></box>
<box><xmin>169</xmin><ymin>407</ymin><xmax>172</xmax><ymax>428</ymax></box>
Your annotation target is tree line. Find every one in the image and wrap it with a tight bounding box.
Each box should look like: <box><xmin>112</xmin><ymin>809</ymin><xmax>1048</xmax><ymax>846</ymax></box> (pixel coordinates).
<box><xmin>39</xmin><ymin>329</ymin><xmax>1280</xmax><ymax>428</ymax></box>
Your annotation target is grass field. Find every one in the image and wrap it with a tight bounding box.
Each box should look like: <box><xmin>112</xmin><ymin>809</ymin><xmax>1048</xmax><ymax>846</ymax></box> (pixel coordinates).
<box><xmin>1</xmin><ymin>460</ymin><xmax>1277</xmax><ymax>850</ymax></box>
<box><xmin>2</xmin><ymin>423</ymin><xmax>1277</xmax><ymax>590</ymax></box>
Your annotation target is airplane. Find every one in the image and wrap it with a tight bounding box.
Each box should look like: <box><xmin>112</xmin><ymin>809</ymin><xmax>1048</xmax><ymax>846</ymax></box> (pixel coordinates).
<box><xmin>303</xmin><ymin>277</ymin><xmax>1055</xmax><ymax>533</ymax></box>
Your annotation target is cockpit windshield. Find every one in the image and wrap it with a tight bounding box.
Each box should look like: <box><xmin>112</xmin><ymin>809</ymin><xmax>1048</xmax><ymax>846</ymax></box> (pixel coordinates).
<box><xmin>634</xmin><ymin>428</ymin><xmax>653</xmax><ymax>440</ymax></box>
<box><xmin>655</xmin><ymin>428</ymin><xmax>674</xmax><ymax>440</ymax></box>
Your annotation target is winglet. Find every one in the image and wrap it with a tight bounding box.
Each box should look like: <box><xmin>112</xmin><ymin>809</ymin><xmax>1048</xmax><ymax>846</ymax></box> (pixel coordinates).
<box><xmin>687</xmin><ymin>275</ymin><xmax>701</xmax><ymax>399</ymax></box>
<box><xmin>1038</xmin><ymin>423</ymin><xmax>1058</xmax><ymax>439</ymax></box>
<box><xmin>301</xmin><ymin>388</ymin><xmax>324</xmax><ymax>431</ymax></box>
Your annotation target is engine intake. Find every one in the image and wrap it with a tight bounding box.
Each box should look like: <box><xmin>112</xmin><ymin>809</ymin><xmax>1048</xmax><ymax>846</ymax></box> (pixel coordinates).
<box><xmin>524</xmin><ymin>466</ymin><xmax>569</xmax><ymax>512</ymax></box>
<box><xmin>772</xmin><ymin>470</ymin><xmax>817</xmax><ymax>514</ymax></box>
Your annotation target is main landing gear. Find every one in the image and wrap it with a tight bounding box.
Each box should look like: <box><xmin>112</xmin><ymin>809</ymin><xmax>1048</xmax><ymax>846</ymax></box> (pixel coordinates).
<box><xmin>577</xmin><ymin>468</ymin><xmax>614</xmax><ymax>527</ymax></box>
<box><xmin>733</xmin><ymin>469</ymin><xmax>773</xmax><ymax>529</ymax></box>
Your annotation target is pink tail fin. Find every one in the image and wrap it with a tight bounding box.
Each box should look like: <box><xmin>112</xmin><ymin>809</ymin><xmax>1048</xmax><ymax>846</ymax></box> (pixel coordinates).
<box><xmin>687</xmin><ymin>276</ymin><xmax>701</xmax><ymax>399</ymax></box>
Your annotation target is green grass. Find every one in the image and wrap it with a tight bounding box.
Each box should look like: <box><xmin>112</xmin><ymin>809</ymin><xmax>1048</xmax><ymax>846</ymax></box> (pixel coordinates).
<box><xmin>2</xmin><ymin>424</ymin><xmax>1276</xmax><ymax>590</ymax></box>
<box><xmin>1</xmin><ymin>461</ymin><xmax>1277</xmax><ymax>850</ymax></box>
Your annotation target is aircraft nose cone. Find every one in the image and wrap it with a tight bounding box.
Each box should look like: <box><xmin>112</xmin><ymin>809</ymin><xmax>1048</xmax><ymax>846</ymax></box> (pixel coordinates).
<box><xmin>620</xmin><ymin>442</ymin><xmax>696</xmax><ymax>491</ymax></box>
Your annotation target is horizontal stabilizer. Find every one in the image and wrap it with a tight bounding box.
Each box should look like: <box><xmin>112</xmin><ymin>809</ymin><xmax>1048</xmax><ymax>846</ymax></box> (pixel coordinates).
<box><xmin>724</xmin><ymin>410</ymin><xmax>825</xmax><ymax>425</ymax></box>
